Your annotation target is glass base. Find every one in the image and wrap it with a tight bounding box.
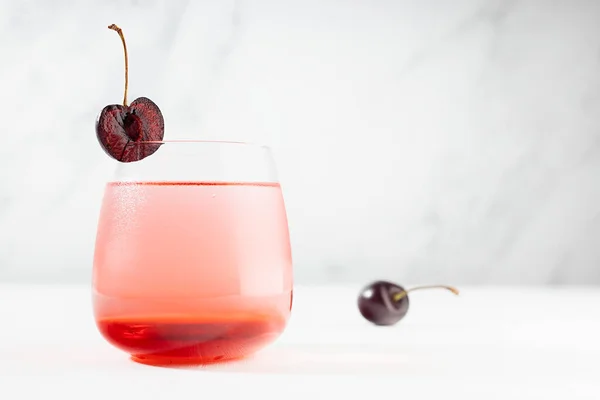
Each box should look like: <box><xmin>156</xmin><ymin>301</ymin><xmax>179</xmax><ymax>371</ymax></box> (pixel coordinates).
<box><xmin>97</xmin><ymin>316</ymin><xmax>286</xmax><ymax>366</ymax></box>
<box><xmin>130</xmin><ymin>353</ymin><xmax>245</xmax><ymax>367</ymax></box>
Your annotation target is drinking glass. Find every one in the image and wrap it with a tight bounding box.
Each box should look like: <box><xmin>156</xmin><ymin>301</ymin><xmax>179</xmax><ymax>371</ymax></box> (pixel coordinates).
<box><xmin>92</xmin><ymin>140</ymin><xmax>293</xmax><ymax>366</ymax></box>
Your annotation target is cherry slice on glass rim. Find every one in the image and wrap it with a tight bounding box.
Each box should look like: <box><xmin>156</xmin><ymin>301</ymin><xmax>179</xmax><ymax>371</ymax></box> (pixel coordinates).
<box><xmin>95</xmin><ymin>24</ymin><xmax>164</xmax><ymax>163</ymax></box>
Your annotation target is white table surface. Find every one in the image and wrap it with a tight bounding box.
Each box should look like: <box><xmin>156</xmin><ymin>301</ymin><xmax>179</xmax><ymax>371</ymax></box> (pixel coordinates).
<box><xmin>0</xmin><ymin>284</ymin><xmax>599</xmax><ymax>399</ymax></box>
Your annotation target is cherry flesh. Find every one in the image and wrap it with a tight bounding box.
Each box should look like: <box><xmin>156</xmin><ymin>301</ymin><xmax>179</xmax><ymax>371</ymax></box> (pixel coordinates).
<box><xmin>357</xmin><ymin>280</ymin><xmax>459</xmax><ymax>326</ymax></box>
<box><xmin>95</xmin><ymin>24</ymin><xmax>164</xmax><ymax>163</ymax></box>
<box><xmin>96</xmin><ymin>97</ymin><xmax>164</xmax><ymax>162</ymax></box>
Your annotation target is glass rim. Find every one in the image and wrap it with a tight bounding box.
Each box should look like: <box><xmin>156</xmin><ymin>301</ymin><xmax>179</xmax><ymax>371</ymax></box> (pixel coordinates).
<box><xmin>130</xmin><ymin>139</ymin><xmax>271</xmax><ymax>150</ymax></box>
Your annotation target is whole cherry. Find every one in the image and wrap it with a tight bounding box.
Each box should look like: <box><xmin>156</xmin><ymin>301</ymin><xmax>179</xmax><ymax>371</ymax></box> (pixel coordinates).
<box><xmin>95</xmin><ymin>24</ymin><xmax>164</xmax><ymax>163</ymax></box>
<box><xmin>357</xmin><ymin>280</ymin><xmax>459</xmax><ymax>326</ymax></box>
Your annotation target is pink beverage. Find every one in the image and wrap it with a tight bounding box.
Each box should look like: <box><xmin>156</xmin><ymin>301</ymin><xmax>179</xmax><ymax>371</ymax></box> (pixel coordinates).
<box><xmin>93</xmin><ymin>144</ymin><xmax>293</xmax><ymax>366</ymax></box>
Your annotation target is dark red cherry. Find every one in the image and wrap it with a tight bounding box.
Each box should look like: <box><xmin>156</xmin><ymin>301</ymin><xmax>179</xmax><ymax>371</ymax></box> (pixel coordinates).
<box><xmin>95</xmin><ymin>24</ymin><xmax>164</xmax><ymax>163</ymax></box>
<box><xmin>96</xmin><ymin>97</ymin><xmax>164</xmax><ymax>162</ymax></box>
<box><xmin>357</xmin><ymin>281</ymin><xmax>459</xmax><ymax>326</ymax></box>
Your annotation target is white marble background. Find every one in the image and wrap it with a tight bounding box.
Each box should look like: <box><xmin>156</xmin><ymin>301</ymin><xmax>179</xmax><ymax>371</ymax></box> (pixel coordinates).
<box><xmin>0</xmin><ymin>0</ymin><xmax>599</xmax><ymax>285</ymax></box>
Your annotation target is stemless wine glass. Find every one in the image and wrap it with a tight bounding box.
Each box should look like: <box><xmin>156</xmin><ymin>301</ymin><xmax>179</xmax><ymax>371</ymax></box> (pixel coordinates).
<box><xmin>92</xmin><ymin>140</ymin><xmax>293</xmax><ymax>366</ymax></box>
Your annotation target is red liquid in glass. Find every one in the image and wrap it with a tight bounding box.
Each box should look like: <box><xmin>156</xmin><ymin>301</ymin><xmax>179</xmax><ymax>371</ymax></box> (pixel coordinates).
<box><xmin>97</xmin><ymin>312</ymin><xmax>289</xmax><ymax>365</ymax></box>
<box><xmin>93</xmin><ymin>181</ymin><xmax>293</xmax><ymax>365</ymax></box>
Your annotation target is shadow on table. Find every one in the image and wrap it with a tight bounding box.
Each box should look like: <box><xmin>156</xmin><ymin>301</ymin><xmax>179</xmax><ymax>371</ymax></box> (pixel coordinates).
<box><xmin>159</xmin><ymin>342</ymin><xmax>450</xmax><ymax>376</ymax></box>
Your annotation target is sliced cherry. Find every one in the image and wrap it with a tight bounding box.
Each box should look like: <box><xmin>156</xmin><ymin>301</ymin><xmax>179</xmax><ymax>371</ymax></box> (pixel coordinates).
<box><xmin>95</xmin><ymin>24</ymin><xmax>164</xmax><ymax>163</ymax></box>
<box><xmin>357</xmin><ymin>281</ymin><xmax>459</xmax><ymax>326</ymax></box>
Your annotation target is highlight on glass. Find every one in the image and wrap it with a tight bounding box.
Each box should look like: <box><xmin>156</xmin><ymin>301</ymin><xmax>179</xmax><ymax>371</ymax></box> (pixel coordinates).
<box><xmin>92</xmin><ymin>140</ymin><xmax>293</xmax><ymax>366</ymax></box>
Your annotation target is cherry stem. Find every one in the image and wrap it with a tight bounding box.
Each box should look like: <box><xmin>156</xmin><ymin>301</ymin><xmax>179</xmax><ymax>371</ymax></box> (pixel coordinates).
<box><xmin>108</xmin><ymin>24</ymin><xmax>129</xmax><ymax>107</ymax></box>
<box><xmin>393</xmin><ymin>285</ymin><xmax>459</xmax><ymax>302</ymax></box>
